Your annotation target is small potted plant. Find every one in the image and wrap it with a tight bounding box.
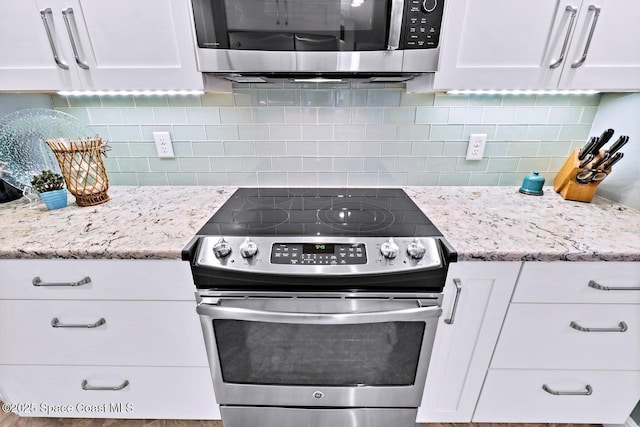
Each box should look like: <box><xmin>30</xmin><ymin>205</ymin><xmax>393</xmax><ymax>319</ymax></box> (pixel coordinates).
<box><xmin>31</xmin><ymin>169</ymin><xmax>67</xmax><ymax>210</ymax></box>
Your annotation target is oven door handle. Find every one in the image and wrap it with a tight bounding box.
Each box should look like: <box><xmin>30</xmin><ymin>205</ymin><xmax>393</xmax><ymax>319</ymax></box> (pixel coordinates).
<box><xmin>197</xmin><ymin>303</ymin><xmax>442</xmax><ymax>324</ymax></box>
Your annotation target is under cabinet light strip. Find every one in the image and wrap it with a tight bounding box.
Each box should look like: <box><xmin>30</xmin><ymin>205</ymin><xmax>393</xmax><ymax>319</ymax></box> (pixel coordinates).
<box><xmin>57</xmin><ymin>90</ymin><xmax>205</xmax><ymax>97</ymax></box>
<box><xmin>447</xmin><ymin>90</ymin><xmax>599</xmax><ymax>95</ymax></box>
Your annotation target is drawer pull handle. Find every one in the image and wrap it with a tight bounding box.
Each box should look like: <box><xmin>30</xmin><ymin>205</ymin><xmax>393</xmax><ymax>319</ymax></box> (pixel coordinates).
<box><xmin>81</xmin><ymin>379</ymin><xmax>129</xmax><ymax>391</ymax></box>
<box><xmin>588</xmin><ymin>280</ymin><xmax>640</xmax><ymax>291</ymax></box>
<box><xmin>550</xmin><ymin>5</ymin><xmax>578</xmax><ymax>69</ymax></box>
<box><xmin>33</xmin><ymin>276</ymin><xmax>91</xmax><ymax>287</ymax></box>
<box><xmin>542</xmin><ymin>384</ymin><xmax>592</xmax><ymax>396</ymax></box>
<box><xmin>571</xmin><ymin>5</ymin><xmax>601</xmax><ymax>68</ymax></box>
<box><xmin>61</xmin><ymin>8</ymin><xmax>90</xmax><ymax>69</ymax></box>
<box><xmin>444</xmin><ymin>278</ymin><xmax>462</xmax><ymax>325</ymax></box>
<box><xmin>570</xmin><ymin>320</ymin><xmax>627</xmax><ymax>333</ymax></box>
<box><xmin>39</xmin><ymin>8</ymin><xmax>70</xmax><ymax>70</ymax></box>
<box><xmin>51</xmin><ymin>317</ymin><xmax>106</xmax><ymax>329</ymax></box>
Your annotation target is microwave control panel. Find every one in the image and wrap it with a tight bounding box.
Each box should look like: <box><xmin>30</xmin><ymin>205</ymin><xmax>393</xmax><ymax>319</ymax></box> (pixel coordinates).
<box><xmin>403</xmin><ymin>0</ymin><xmax>445</xmax><ymax>49</ymax></box>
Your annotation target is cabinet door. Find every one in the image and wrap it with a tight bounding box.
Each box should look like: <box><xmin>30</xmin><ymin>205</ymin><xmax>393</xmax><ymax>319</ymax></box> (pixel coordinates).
<box><xmin>0</xmin><ymin>0</ymin><xmax>77</xmax><ymax>90</ymax></box>
<box><xmin>71</xmin><ymin>0</ymin><xmax>203</xmax><ymax>90</ymax></box>
<box><xmin>559</xmin><ymin>0</ymin><xmax>640</xmax><ymax>90</ymax></box>
<box><xmin>433</xmin><ymin>0</ymin><xmax>577</xmax><ymax>90</ymax></box>
<box><xmin>417</xmin><ymin>262</ymin><xmax>521</xmax><ymax>422</ymax></box>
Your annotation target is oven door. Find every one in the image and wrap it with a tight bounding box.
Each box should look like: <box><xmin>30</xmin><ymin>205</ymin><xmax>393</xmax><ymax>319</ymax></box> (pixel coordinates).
<box><xmin>197</xmin><ymin>296</ymin><xmax>441</xmax><ymax>408</ymax></box>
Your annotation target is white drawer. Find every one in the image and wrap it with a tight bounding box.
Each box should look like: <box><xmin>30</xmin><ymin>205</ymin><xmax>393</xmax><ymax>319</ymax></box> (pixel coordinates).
<box><xmin>473</xmin><ymin>369</ymin><xmax>640</xmax><ymax>424</ymax></box>
<box><xmin>514</xmin><ymin>262</ymin><xmax>640</xmax><ymax>304</ymax></box>
<box><xmin>491</xmin><ymin>303</ymin><xmax>640</xmax><ymax>370</ymax></box>
<box><xmin>0</xmin><ymin>365</ymin><xmax>219</xmax><ymax>419</ymax></box>
<box><xmin>0</xmin><ymin>259</ymin><xmax>195</xmax><ymax>301</ymax></box>
<box><xmin>0</xmin><ymin>300</ymin><xmax>208</xmax><ymax>367</ymax></box>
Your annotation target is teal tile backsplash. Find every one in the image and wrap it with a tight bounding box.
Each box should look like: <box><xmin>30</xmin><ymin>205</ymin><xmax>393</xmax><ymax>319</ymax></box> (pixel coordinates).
<box><xmin>48</xmin><ymin>83</ymin><xmax>602</xmax><ymax>187</ymax></box>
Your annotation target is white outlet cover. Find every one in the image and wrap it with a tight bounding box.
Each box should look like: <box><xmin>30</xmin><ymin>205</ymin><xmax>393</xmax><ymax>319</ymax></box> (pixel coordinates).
<box><xmin>466</xmin><ymin>133</ymin><xmax>487</xmax><ymax>161</ymax></box>
<box><xmin>153</xmin><ymin>131</ymin><xmax>174</xmax><ymax>158</ymax></box>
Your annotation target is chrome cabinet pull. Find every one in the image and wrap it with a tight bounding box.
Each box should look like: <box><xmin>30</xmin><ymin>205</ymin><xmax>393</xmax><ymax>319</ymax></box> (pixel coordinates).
<box><xmin>51</xmin><ymin>317</ymin><xmax>106</xmax><ymax>328</ymax></box>
<box><xmin>61</xmin><ymin>8</ymin><xmax>89</xmax><ymax>69</ymax></box>
<box><xmin>550</xmin><ymin>5</ymin><xmax>578</xmax><ymax>69</ymax></box>
<box><xmin>570</xmin><ymin>320</ymin><xmax>628</xmax><ymax>332</ymax></box>
<box><xmin>39</xmin><ymin>8</ymin><xmax>70</xmax><ymax>70</ymax></box>
<box><xmin>571</xmin><ymin>5</ymin><xmax>601</xmax><ymax>68</ymax></box>
<box><xmin>588</xmin><ymin>280</ymin><xmax>640</xmax><ymax>291</ymax></box>
<box><xmin>33</xmin><ymin>276</ymin><xmax>91</xmax><ymax>287</ymax></box>
<box><xmin>444</xmin><ymin>278</ymin><xmax>462</xmax><ymax>325</ymax></box>
<box><xmin>387</xmin><ymin>0</ymin><xmax>404</xmax><ymax>50</ymax></box>
<box><xmin>542</xmin><ymin>384</ymin><xmax>592</xmax><ymax>396</ymax></box>
<box><xmin>81</xmin><ymin>379</ymin><xmax>129</xmax><ymax>391</ymax></box>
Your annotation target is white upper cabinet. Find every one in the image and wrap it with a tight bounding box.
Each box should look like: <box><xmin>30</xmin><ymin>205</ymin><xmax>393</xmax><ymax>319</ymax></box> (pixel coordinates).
<box><xmin>0</xmin><ymin>0</ymin><xmax>203</xmax><ymax>91</ymax></box>
<box><xmin>0</xmin><ymin>0</ymin><xmax>76</xmax><ymax>90</ymax></box>
<box><xmin>434</xmin><ymin>0</ymin><xmax>640</xmax><ymax>91</ymax></box>
<box><xmin>559</xmin><ymin>0</ymin><xmax>640</xmax><ymax>90</ymax></box>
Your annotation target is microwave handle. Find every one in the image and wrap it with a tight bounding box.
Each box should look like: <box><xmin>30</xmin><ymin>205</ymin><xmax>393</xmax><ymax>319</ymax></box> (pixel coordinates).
<box><xmin>387</xmin><ymin>0</ymin><xmax>405</xmax><ymax>50</ymax></box>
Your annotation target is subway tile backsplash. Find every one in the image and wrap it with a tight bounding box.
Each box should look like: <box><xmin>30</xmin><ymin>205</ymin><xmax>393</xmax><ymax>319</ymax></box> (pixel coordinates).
<box><xmin>50</xmin><ymin>83</ymin><xmax>601</xmax><ymax>187</ymax></box>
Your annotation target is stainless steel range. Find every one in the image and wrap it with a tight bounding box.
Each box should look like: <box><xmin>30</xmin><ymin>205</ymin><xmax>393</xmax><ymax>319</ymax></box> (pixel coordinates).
<box><xmin>182</xmin><ymin>188</ymin><xmax>456</xmax><ymax>427</ymax></box>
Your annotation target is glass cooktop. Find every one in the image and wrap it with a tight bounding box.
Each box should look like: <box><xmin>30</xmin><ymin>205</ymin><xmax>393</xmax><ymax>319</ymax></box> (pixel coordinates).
<box><xmin>196</xmin><ymin>188</ymin><xmax>442</xmax><ymax>237</ymax></box>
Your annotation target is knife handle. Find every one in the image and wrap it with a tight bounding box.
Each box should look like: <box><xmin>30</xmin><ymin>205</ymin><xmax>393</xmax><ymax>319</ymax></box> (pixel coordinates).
<box><xmin>602</xmin><ymin>152</ymin><xmax>624</xmax><ymax>170</ymax></box>
<box><xmin>578</xmin><ymin>137</ymin><xmax>598</xmax><ymax>160</ymax></box>
<box><xmin>607</xmin><ymin>135</ymin><xmax>629</xmax><ymax>156</ymax></box>
<box><xmin>578</xmin><ymin>154</ymin><xmax>593</xmax><ymax>169</ymax></box>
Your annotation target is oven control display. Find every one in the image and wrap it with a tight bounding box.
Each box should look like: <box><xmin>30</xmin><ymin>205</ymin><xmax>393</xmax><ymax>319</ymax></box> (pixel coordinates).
<box><xmin>271</xmin><ymin>243</ymin><xmax>367</xmax><ymax>265</ymax></box>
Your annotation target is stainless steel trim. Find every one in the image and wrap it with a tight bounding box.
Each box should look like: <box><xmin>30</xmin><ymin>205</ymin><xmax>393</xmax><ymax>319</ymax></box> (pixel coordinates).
<box><xmin>220</xmin><ymin>406</ymin><xmax>419</xmax><ymax>427</ymax></box>
<box><xmin>195</xmin><ymin>236</ymin><xmax>443</xmax><ymax>276</ymax></box>
<box><xmin>81</xmin><ymin>379</ymin><xmax>129</xmax><ymax>391</ymax></box>
<box><xmin>387</xmin><ymin>0</ymin><xmax>405</xmax><ymax>50</ymax></box>
<box><xmin>570</xmin><ymin>320</ymin><xmax>628</xmax><ymax>332</ymax></box>
<box><xmin>588</xmin><ymin>280</ymin><xmax>640</xmax><ymax>291</ymax></box>
<box><xmin>444</xmin><ymin>278</ymin><xmax>461</xmax><ymax>325</ymax></box>
<box><xmin>197</xmin><ymin>299</ymin><xmax>442</xmax><ymax>324</ymax></box>
<box><xmin>51</xmin><ymin>317</ymin><xmax>106</xmax><ymax>328</ymax></box>
<box><xmin>542</xmin><ymin>384</ymin><xmax>593</xmax><ymax>396</ymax></box>
<box><xmin>33</xmin><ymin>276</ymin><xmax>91</xmax><ymax>287</ymax></box>
<box><xmin>39</xmin><ymin>8</ymin><xmax>70</xmax><ymax>70</ymax></box>
<box><xmin>61</xmin><ymin>8</ymin><xmax>89</xmax><ymax>69</ymax></box>
<box><xmin>196</xmin><ymin>48</ymin><xmax>442</xmax><ymax>73</ymax></box>
<box><xmin>550</xmin><ymin>5</ymin><xmax>578</xmax><ymax>69</ymax></box>
<box><xmin>197</xmin><ymin>290</ymin><xmax>444</xmax><ymax>303</ymax></box>
<box><xmin>571</xmin><ymin>5</ymin><xmax>601</xmax><ymax>68</ymax></box>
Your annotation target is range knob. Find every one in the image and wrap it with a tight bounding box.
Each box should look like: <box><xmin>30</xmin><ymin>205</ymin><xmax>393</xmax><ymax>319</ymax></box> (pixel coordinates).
<box><xmin>407</xmin><ymin>238</ymin><xmax>427</xmax><ymax>260</ymax></box>
<box><xmin>212</xmin><ymin>237</ymin><xmax>232</xmax><ymax>258</ymax></box>
<box><xmin>422</xmin><ymin>0</ymin><xmax>437</xmax><ymax>13</ymax></box>
<box><xmin>239</xmin><ymin>237</ymin><xmax>258</xmax><ymax>259</ymax></box>
<box><xmin>380</xmin><ymin>238</ymin><xmax>400</xmax><ymax>259</ymax></box>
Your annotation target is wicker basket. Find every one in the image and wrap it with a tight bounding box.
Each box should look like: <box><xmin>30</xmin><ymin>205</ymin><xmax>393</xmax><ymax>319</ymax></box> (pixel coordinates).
<box><xmin>46</xmin><ymin>137</ymin><xmax>110</xmax><ymax>206</ymax></box>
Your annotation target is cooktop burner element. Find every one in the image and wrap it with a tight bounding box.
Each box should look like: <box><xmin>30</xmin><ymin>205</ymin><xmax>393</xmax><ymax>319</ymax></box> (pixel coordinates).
<box><xmin>184</xmin><ymin>188</ymin><xmax>456</xmax><ymax>293</ymax></box>
<box><xmin>195</xmin><ymin>187</ymin><xmax>441</xmax><ymax>237</ymax></box>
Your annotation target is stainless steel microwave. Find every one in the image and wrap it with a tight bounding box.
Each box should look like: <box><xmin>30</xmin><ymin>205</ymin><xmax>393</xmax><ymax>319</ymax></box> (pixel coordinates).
<box><xmin>190</xmin><ymin>0</ymin><xmax>445</xmax><ymax>77</ymax></box>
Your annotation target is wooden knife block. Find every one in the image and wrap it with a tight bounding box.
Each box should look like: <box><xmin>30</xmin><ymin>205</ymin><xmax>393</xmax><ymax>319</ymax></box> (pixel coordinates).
<box><xmin>553</xmin><ymin>148</ymin><xmax>606</xmax><ymax>203</ymax></box>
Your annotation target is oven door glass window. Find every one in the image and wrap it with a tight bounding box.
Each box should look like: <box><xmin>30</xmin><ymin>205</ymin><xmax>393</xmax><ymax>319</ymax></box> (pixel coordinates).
<box><xmin>213</xmin><ymin>319</ymin><xmax>425</xmax><ymax>386</ymax></box>
<box><xmin>193</xmin><ymin>0</ymin><xmax>391</xmax><ymax>51</ymax></box>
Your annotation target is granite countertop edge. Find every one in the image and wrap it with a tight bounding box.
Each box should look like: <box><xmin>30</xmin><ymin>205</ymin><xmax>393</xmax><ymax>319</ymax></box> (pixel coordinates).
<box><xmin>1</xmin><ymin>185</ymin><xmax>638</xmax><ymax>262</ymax></box>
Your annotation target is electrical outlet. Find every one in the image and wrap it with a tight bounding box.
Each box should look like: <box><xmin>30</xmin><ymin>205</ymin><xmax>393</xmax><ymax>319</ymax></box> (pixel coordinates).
<box><xmin>466</xmin><ymin>133</ymin><xmax>487</xmax><ymax>161</ymax></box>
<box><xmin>153</xmin><ymin>131</ymin><xmax>174</xmax><ymax>158</ymax></box>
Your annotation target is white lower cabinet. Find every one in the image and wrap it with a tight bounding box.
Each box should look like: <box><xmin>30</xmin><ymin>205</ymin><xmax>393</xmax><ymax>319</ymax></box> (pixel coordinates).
<box><xmin>417</xmin><ymin>262</ymin><xmax>521</xmax><ymax>422</ymax></box>
<box><xmin>0</xmin><ymin>259</ymin><xmax>219</xmax><ymax>419</ymax></box>
<box><xmin>475</xmin><ymin>369</ymin><xmax>640</xmax><ymax>423</ymax></box>
<box><xmin>473</xmin><ymin>261</ymin><xmax>640</xmax><ymax>424</ymax></box>
<box><xmin>0</xmin><ymin>365</ymin><xmax>217</xmax><ymax>419</ymax></box>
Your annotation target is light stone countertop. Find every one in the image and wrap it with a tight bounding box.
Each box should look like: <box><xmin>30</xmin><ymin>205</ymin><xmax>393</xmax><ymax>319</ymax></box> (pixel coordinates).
<box><xmin>0</xmin><ymin>185</ymin><xmax>638</xmax><ymax>261</ymax></box>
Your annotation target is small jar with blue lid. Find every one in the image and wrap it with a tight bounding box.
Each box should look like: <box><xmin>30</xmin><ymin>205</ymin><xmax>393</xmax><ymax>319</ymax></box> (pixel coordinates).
<box><xmin>519</xmin><ymin>172</ymin><xmax>545</xmax><ymax>196</ymax></box>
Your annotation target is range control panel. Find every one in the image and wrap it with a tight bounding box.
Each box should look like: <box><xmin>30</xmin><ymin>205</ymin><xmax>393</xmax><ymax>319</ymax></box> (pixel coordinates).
<box><xmin>402</xmin><ymin>0</ymin><xmax>445</xmax><ymax>49</ymax></box>
<box><xmin>271</xmin><ymin>243</ymin><xmax>367</xmax><ymax>265</ymax></box>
